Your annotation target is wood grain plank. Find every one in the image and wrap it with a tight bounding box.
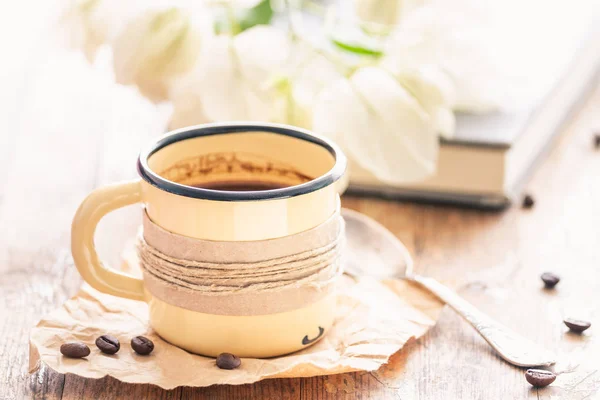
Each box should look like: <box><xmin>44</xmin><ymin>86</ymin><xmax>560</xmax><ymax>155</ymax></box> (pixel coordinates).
<box><xmin>340</xmin><ymin>83</ymin><xmax>600</xmax><ymax>400</ymax></box>
<box><xmin>180</xmin><ymin>378</ymin><xmax>304</xmax><ymax>400</ymax></box>
<box><xmin>61</xmin><ymin>376</ymin><xmax>181</xmax><ymax>400</ymax></box>
<box><xmin>0</xmin><ymin>55</ymin><xmax>103</xmax><ymax>399</ymax></box>
<box><xmin>3</xmin><ymin>65</ymin><xmax>600</xmax><ymax>400</ymax></box>
<box><xmin>29</xmin><ymin>365</ymin><xmax>64</xmax><ymax>400</ymax></box>
<box><xmin>0</xmin><ymin>45</ymin><xmax>169</xmax><ymax>399</ymax></box>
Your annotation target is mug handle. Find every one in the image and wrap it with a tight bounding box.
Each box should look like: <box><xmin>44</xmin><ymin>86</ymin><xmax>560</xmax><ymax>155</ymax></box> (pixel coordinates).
<box><xmin>71</xmin><ymin>179</ymin><xmax>145</xmax><ymax>301</ymax></box>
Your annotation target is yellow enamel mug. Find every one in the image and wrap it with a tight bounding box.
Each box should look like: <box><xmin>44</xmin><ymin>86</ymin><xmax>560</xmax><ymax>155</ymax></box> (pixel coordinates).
<box><xmin>71</xmin><ymin>122</ymin><xmax>347</xmax><ymax>358</ymax></box>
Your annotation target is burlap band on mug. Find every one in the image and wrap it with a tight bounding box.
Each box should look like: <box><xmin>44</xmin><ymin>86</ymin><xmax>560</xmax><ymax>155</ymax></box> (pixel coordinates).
<box><xmin>137</xmin><ymin>209</ymin><xmax>344</xmax><ymax>316</ymax></box>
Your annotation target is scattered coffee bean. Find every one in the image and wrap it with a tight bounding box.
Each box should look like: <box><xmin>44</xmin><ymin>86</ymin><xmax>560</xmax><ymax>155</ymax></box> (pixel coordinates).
<box><xmin>563</xmin><ymin>318</ymin><xmax>591</xmax><ymax>333</ymax></box>
<box><xmin>131</xmin><ymin>336</ymin><xmax>154</xmax><ymax>355</ymax></box>
<box><xmin>95</xmin><ymin>335</ymin><xmax>120</xmax><ymax>355</ymax></box>
<box><xmin>216</xmin><ymin>353</ymin><xmax>241</xmax><ymax>370</ymax></box>
<box><xmin>594</xmin><ymin>133</ymin><xmax>600</xmax><ymax>149</ymax></box>
<box><xmin>541</xmin><ymin>272</ymin><xmax>560</xmax><ymax>289</ymax></box>
<box><xmin>522</xmin><ymin>194</ymin><xmax>535</xmax><ymax>209</ymax></box>
<box><xmin>525</xmin><ymin>369</ymin><xmax>556</xmax><ymax>387</ymax></box>
<box><xmin>60</xmin><ymin>342</ymin><xmax>91</xmax><ymax>358</ymax></box>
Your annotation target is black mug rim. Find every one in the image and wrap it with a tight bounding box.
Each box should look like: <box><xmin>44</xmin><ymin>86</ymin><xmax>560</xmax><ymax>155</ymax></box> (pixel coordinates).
<box><xmin>137</xmin><ymin>122</ymin><xmax>347</xmax><ymax>202</ymax></box>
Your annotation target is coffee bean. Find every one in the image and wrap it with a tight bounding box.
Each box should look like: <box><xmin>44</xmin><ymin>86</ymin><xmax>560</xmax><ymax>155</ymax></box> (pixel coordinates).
<box><xmin>522</xmin><ymin>194</ymin><xmax>535</xmax><ymax>209</ymax></box>
<box><xmin>216</xmin><ymin>353</ymin><xmax>241</xmax><ymax>370</ymax></box>
<box><xmin>541</xmin><ymin>272</ymin><xmax>560</xmax><ymax>289</ymax></box>
<box><xmin>95</xmin><ymin>335</ymin><xmax>120</xmax><ymax>354</ymax></box>
<box><xmin>131</xmin><ymin>336</ymin><xmax>154</xmax><ymax>355</ymax></box>
<box><xmin>60</xmin><ymin>342</ymin><xmax>91</xmax><ymax>358</ymax></box>
<box><xmin>594</xmin><ymin>133</ymin><xmax>600</xmax><ymax>149</ymax></box>
<box><xmin>525</xmin><ymin>369</ymin><xmax>556</xmax><ymax>387</ymax></box>
<box><xmin>564</xmin><ymin>318</ymin><xmax>591</xmax><ymax>333</ymax></box>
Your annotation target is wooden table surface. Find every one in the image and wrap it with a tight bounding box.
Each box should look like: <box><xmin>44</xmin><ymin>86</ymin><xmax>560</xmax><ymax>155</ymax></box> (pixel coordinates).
<box><xmin>2</xmin><ymin>50</ymin><xmax>600</xmax><ymax>399</ymax></box>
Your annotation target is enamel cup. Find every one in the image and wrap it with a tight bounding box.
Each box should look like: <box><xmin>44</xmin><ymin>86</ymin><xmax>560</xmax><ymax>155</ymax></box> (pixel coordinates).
<box><xmin>71</xmin><ymin>122</ymin><xmax>347</xmax><ymax>358</ymax></box>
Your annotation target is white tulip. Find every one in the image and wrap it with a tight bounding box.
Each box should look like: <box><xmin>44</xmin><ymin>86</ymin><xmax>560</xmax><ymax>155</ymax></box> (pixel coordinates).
<box><xmin>354</xmin><ymin>0</ymin><xmax>426</xmax><ymax>27</ymax></box>
<box><xmin>112</xmin><ymin>7</ymin><xmax>206</xmax><ymax>102</ymax></box>
<box><xmin>206</xmin><ymin>0</ymin><xmax>263</xmax><ymax>8</ymax></box>
<box><xmin>290</xmin><ymin>58</ymin><xmax>341</xmax><ymax>128</ymax></box>
<box><xmin>384</xmin><ymin>1</ymin><xmax>509</xmax><ymax>112</ymax></box>
<box><xmin>283</xmin><ymin>44</ymin><xmax>344</xmax><ymax>129</ymax></box>
<box><xmin>313</xmin><ymin>67</ymin><xmax>438</xmax><ymax>184</ymax></box>
<box><xmin>168</xmin><ymin>84</ymin><xmax>210</xmax><ymax>129</ymax></box>
<box><xmin>59</xmin><ymin>0</ymin><xmax>143</xmax><ymax>62</ymax></box>
<box><xmin>186</xmin><ymin>25</ymin><xmax>291</xmax><ymax>122</ymax></box>
<box><xmin>170</xmin><ymin>33</ymin><xmax>342</xmax><ymax>129</ymax></box>
<box><xmin>391</xmin><ymin>65</ymin><xmax>456</xmax><ymax>138</ymax></box>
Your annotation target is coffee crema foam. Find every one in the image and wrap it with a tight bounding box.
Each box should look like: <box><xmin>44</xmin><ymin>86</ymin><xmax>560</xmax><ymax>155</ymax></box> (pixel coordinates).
<box><xmin>160</xmin><ymin>152</ymin><xmax>312</xmax><ymax>190</ymax></box>
<box><xmin>191</xmin><ymin>181</ymin><xmax>289</xmax><ymax>191</ymax></box>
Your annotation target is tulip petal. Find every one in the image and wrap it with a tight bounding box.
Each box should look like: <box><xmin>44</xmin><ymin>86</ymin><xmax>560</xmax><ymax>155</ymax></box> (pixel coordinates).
<box><xmin>384</xmin><ymin>2</ymin><xmax>507</xmax><ymax>111</ymax></box>
<box><xmin>289</xmin><ymin>47</ymin><xmax>343</xmax><ymax>128</ymax></box>
<box><xmin>112</xmin><ymin>7</ymin><xmax>204</xmax><ymax>102</ymax></box>
<box><xmin>191</xmin><ymin>26</ymin><xmax>290</xmax><ymax>122</ymax></box>
<box><xmin>389</xmin><ymin>65</ymin><xmax>457</xmax><ymax>138</ymax></box>
<box><xmin>59</xmin><ymin>0</ymin><xmax>143</xmax><ymax>62</ymax></box>
<box><xmin>431</xmin><ymin>107</ymin><xmax>455</xmax><ymax>140</ymax></box>
<box><xmin>314</xmin><ymin>67</ymin><xmax>438</xmax><ymax>184</ymax></box>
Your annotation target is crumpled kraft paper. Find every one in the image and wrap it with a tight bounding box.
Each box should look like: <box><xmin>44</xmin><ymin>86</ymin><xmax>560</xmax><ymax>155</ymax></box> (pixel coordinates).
<box><xmin>29</xmin><ymin>213</ymin><xmax>444</xmax><ymax>389</ymax></box>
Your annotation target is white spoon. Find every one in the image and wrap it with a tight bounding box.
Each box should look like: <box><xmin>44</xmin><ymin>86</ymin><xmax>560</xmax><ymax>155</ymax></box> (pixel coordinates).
<box><xmin>342</xmin><ymin>208</ymin><xmax>555</xmax><ymax>367</ymax></box>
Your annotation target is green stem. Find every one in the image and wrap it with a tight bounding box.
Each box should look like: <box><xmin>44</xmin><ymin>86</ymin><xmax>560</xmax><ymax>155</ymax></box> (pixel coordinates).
<box><xmin>284</xmin><ymin>0</ymin><xmax>352</xmax><ymax>77</ymax></box>
<box><xmin>300</xmin><ymin>0</ymin><xmax>327</xmax><ymax>17</ymax></box>
<box><xmin>225</xmin><ymin>4</ymin><xmax>241</xmax><ymax>35</ymax></box>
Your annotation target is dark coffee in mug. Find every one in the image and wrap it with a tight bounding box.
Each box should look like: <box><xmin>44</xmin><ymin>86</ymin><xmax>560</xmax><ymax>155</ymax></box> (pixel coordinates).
<box><xmin>192</xmin><ymin>181</ymin><xmax>289</xmax><ymax>191</ymax></box>
<box><xmin>159</xmin><ymin>150</ymin><xmax>314</xmax><ymax>192</ymax></box>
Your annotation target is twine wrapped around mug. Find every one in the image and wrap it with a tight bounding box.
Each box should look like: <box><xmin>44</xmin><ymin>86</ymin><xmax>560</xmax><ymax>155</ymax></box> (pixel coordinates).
<box><xmin>137</xmin><ymin>209</ymin><xmax>344</xmax><ymax>316</ymax></box>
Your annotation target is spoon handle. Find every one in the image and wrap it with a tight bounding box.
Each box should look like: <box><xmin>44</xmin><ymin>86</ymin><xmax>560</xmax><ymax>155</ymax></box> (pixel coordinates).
<box><xmin>410</xmin><ymin>274</ymin><xmax>555</xmax><ymax>367</ymax></box>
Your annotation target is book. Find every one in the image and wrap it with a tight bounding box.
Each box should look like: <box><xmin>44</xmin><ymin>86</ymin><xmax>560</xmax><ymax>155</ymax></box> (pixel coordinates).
<box><xmin>347</xmin><ymin>18</ymin><xmax>600</xmax><ymax>210</ymax></box>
